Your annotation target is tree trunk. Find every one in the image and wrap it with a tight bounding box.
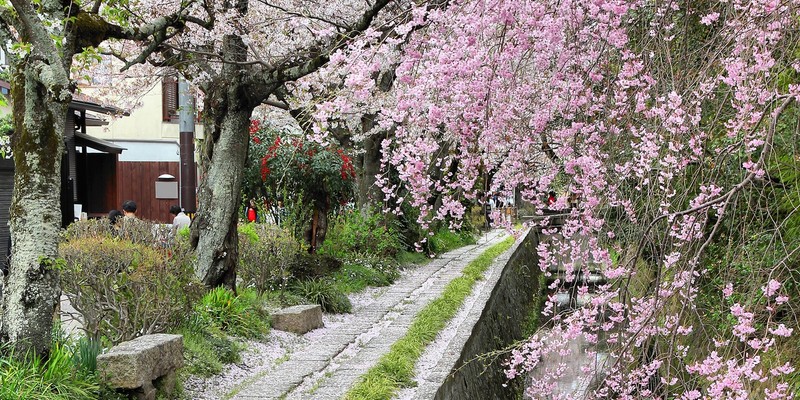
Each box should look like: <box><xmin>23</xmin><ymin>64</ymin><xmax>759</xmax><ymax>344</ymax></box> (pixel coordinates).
<box><xmin>357</xmin><ymin>124</ymin><xmax>382</xmax><ymax>208</ymax></box>
<box><xmin>304</xmin><ymin>199</ymin><xmax>329</xmax><ymax>254</ymax></box>
<box><xmin>190</xmin><ymin>33</ymin><xmax>271</xmax><ymax>289</ymax></box>
<box><xmin>191</xmin><ymin>89</ymin><xmax>253</xmax><ymax>289</ymax></box>
<box><xmin>1</xmin><ymin>68</ymin><xmax>68</xmax><ymax>356</ymax></box>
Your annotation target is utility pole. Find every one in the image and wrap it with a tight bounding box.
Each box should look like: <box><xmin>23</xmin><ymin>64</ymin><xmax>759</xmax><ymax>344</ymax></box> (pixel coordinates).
<box><xmin>178</xmin><ymin>79</ymin><xmax>197</xmax><ymax>213</ymax></box>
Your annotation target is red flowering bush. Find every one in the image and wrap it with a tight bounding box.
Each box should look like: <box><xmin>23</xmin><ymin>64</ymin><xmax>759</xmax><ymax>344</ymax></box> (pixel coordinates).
<box><xmin>245</xmin><ymin>120</ymin><xmax>355</xmax><ymax>252</ymax></box>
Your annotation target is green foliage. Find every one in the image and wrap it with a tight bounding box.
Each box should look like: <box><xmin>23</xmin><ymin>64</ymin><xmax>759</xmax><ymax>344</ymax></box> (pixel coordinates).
<box><xmin>318</xmin><ymin>207</ymin><xmax>403</xmax><ymax>259</ymax></box>
<box><xmin>288</xmin><ymin>253</ymin><xmax>343</xmax><ymax>281</ymax></box>
<box><xmin>195</xmin><ymin>287</ymin><xmax>270</xmax><ymax>339</ymax></box>
<box><xmin>59</xmin><ymin>219</ymin><xmax>204</xmax><ymax>344</ymax></box>
<box><xmin>177</xmin><ymin>226</ymin><xmax>190</xmax><ymax>241</ymax></box>
<box><xmin>331</xmin><ymin>254</ymin><xmax>400</xmax><ymax>294</ymax></box>
<box><xmin>179</xmin><ymin>288</ymin><xmax>270</xmax><ymax>377</ymax></box>
<box><xmin>345</xmin><ymin>236</ymin><xmax>515</xmax><ymax>400</ymax></box>
<box><xmin>258</xmin><ymin>134</ymin><xmax>355</xmax><ymax>209</ymax></box>
<box><xmin>237</xmin><ymin>223</ymin><xmax>299</xmax><ymax>294</ymax></box>
<box><xmin>397</xmin><ymin>201</ymin><xmax>425</xmax><ymax>250</ymax></box>
<box><xmin>521</xmin><ymin>273</ymin><xmax>548</xmax><ymax>337</ymax></box>
<box><xmin>427</xmin><ymin>227</ymin><xmax>476</xmax><ymax>254</ymax></box>
<box><xmin>244</xmin><ymin>121</ymin><xmax>356</xmax><ymax>251</ymax></box>
<box><xmin>0</xmin><ymin>113</ymin><xmax>11</xmax><ymax>159</ymax></box>
<box><xmin>178</xmin><ymin>325</ymin><xmax>241</xmax><ymax>377</ymax></box>
<box><xmin>0</xmin><ymin>340</ymin><xmax>100</xmax><ymax>400</ymax></box>
<box><xmin>71</xmin><ymin>337</ymin><xmax>100</xmax><ymax>375</ymax></box>
<box><xmin>395</xmin><ymin>250</ymin><xmax>430</xmax><ymax>266</ymax></box>
<box><xmin>238</xmin><ymin>222</ymin><xmax>260</xmax><ymax>244</ymax></box>
<box><xmin>291</xmin><ymin>278</ymin><xmax>352</xmax><ymax>314</ymax></box>
<box><xmin>260</xmin><ymin>290</ymin><xmax>309</xmax><ymax>308</ymax></box>
<box><xmin>72</xmin><ymin>47</ymin><xmax>102</xmax><ymax>82</ymax></box>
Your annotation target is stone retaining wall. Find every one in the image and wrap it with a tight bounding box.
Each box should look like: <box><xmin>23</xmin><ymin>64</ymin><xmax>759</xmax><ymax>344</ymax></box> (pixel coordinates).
<box><xmin>434</xmin><ymin>229</ymin><xmax>543</xmax><ymax>400</ymax></box>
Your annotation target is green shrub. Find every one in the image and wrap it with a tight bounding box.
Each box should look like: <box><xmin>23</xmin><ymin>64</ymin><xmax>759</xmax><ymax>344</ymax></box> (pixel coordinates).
<box><xmin>428</xmin><ymin>227</ymin><xmax>475</xmax><ymax>254</ymax></box>
<box><xmin>59</xmin><ymin>220</ymin><xmax>204</xmax><ymax>344</ymax></box>
<box><xmin>319</xmin><ymin>208</ymin><xmax>403</xmax><ymax>259</ymax></box>
<box><xmin>178</xmin><ymin>225</ymin><xmax>191</xmax><ymax>240</ymax></box>
<box><xmin>289</xmin><ymin>253</ymin><xmax>343</xmax><ymax>281</ymax></box>
<box><xmin>195</xmin><ymin>287</ymin><xmax>270</xmax><ymax>339</ymax></box>
<box><xmin>396</xmin><ymin>250</ymin><xmax>429</xmax><ymax>266</ymax></box>
<box><xmin>332</xmin><ymin>254</ymin><xmax>401</xmax><ymax>293</ymax></box>
<box><xmin>178</xmin><ymin>288</ymin><xmax>269</xmax><ymax>376</ymax></box>
<box><xmin>179</xmin><ymin>326</ymin><xmax>241</xmax><ymax>377</ymax></box>
<box><xmin>291</xmin><ymin>278</ymin><xmax>352</xmax><ymax>313</ymax></box>
<box><xmin>260</xmin><ymin>290</ymin><xmax>309</xmax><ymax>308</ymax></box>
<box><xmin>238</xmin><ymin>224</ymin><xmax>299</xmax><ymax>294</ymax></box>
<box><xmin>0</xmin><ymin>340</ymin><xmax>100</xmax><ymax>400</ymax></box>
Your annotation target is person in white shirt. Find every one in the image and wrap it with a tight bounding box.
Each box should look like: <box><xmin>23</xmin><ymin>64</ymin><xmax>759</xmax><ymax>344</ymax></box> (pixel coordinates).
<box><xmin>169</xmin><ymin>205</ymin><xmax>191</xmax><ymax>229</ymax></box>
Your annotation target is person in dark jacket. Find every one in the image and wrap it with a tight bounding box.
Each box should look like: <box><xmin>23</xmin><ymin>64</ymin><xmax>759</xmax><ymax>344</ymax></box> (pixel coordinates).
<box><xmin>108</xmin><ymin>209</ymin><xmax>123</xmax><ymax>225</ymax></box>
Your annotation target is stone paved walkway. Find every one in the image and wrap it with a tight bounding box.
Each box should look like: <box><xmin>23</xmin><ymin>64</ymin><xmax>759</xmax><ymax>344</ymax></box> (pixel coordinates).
<box><xmin>231</xmin><ymin>229</ymin><xmax>508</xmax><ymax>400</ymax></box>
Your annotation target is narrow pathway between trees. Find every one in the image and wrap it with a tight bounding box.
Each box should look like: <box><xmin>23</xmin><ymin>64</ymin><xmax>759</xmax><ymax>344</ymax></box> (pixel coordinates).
<box><xmin>229</xmin><ymin>229</ymin><xmax>508</xmax><ymax>400</ymax></box>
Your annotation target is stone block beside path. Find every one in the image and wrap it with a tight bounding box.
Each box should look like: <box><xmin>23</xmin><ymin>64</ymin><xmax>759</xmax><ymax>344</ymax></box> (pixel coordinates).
<box><xmin>272</xmin><ymin>304</ymin><xmax>324</xmax><ymax>334</ymax></box>
<box><xmin>97</xmin><ymin>333</ymin><xmax>183</xmax><ymax>400</ymax></box>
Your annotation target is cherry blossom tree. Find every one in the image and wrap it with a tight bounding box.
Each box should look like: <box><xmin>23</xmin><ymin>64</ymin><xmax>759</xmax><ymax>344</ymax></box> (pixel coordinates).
<box><xmin>104</xmin><ymin>0</ymin><xmax>438</xmax><ymax>289</ymax></box>
<box><xmin>272</xmin><ymin>1</ymin><xmax>446</xmax><ymax>209</ymax></box>
<box><xmin>0</xmin><ymin>0</ymin><xmax>194</xmax><ymax>356</ymax></box>
<box><xmin>374</xmin><ymin>0</ymin><xmax>800</xmax><ymax>398</ymax></box>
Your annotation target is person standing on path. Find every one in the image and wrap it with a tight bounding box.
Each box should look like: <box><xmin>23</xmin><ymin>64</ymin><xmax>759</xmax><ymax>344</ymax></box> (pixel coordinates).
<box><xmin>245</xmin><ymin>198</ymin><xmax>258</xmax><ymax>223</ymax></box>
<box><xmin>170</xmin><ymin>205</ymin><xmax>191</xmax><ymax>229</ymax></box>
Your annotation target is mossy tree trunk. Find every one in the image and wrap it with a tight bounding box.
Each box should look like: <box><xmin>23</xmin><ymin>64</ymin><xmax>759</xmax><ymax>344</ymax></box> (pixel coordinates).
<box><xmin>357</xmin><ymin>115</ymin><xmax>384</xmax><ymax>209</ymax></box>
<box><xmin>190</xmin><ymin>34</ymin><xmax>273</xmax><ymax>289</ymax></box>
<box><xmin>1</xmin><ymin>33</ymin><xmax>72</xmax><ymax>357</ymax></box>
<box><xmin>0</xmin><ymin>0</ymin><xmax>191</xmax><ymax>356</ymax></box>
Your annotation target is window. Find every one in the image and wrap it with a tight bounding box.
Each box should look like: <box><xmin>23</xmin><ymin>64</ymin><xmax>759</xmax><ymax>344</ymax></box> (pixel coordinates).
<box><xmin>162</xmin><ymin>74</ymin><xmax>179</xmax><ymax>122</ymax></box>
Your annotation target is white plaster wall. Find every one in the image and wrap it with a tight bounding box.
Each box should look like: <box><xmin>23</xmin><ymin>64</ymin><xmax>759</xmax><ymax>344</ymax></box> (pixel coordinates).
<box><xmin>113</xmin><ymin>141</ymin><xmax>181</xmax><ymax>162</ymax></box>
<box><xmin>84</xmin><ymin>82</ymin><xmax>204</xmax><ymax>141</ymax></box>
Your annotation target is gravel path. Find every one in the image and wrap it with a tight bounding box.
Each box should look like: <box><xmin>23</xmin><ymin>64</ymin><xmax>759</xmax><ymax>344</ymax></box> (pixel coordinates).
<box><xmin>220</xmin><ymin>229</ymin><xmax>508</xmax><ymax>400</ymax></box>
<box><xmin>182</xmin><ymin>286</ymin><xmax>393</xmax><ymax>400</ymax></box>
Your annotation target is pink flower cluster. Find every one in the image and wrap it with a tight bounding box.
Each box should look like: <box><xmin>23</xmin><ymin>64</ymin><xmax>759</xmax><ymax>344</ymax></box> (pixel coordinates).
<box><xmin>362</xmin><ymin>0</ymin><xmax>800</xmax><ymax>398</ymax></box>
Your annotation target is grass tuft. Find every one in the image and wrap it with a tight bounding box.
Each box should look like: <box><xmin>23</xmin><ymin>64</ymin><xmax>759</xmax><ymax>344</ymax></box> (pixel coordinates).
<box><xmin>0</xmin><ymin>340</ymin><xmax>100</xmax><ymax>400</ymax></box>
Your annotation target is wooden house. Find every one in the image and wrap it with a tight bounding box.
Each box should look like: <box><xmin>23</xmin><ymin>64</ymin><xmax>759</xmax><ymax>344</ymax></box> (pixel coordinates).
<box><xmin>0</xmin><ymin>96</ymin><xmax>125</xmax><ymax>270</ymax></box>
<box><xmin>84</xmin><ymin>75</ymin><xmax>200</xmax><ymax>223</ymax></box>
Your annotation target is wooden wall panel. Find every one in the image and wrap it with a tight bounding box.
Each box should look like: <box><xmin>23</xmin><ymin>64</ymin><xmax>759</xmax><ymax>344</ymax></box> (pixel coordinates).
<box><xmin>116</xmin><ymin>161</ymin><xmax>180</xmax><ymax>223</ymax></box>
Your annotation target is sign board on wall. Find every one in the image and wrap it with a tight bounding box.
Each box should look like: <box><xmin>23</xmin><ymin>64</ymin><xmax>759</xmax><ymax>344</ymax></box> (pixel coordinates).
<box><xmin>155</xmin><ymin>181</ymin><xmax>178</xmax><ymax>199</ymax></box>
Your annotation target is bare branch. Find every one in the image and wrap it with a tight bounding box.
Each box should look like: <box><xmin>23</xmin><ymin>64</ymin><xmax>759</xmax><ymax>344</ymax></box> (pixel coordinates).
<box><xmin>271</xmin><ymin>0</ymin><xmax>394</xmax><ymax>84</ymax></box>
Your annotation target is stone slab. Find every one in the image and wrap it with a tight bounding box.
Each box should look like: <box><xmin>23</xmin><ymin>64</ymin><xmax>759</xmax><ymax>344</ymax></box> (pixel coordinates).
<box><xmin>272</xmin><ymin>304</ymin><xmax>324</xmax><ymax>334</ymax></box>
<box><xmin>97</xmin><ymin>333</ymin><xmax>183</xmax><ymax>390</ymax></box>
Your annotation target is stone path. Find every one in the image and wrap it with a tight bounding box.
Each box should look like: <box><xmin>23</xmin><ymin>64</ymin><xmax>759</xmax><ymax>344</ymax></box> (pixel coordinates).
<box><xmin>60</xmin><ymin>294</ymin><xmax>84</xmax><ymax>337</ymax></box>
<box><xmin>231</xmin><ymin>229</ymin><xmax>508</xmax><ymax>400</ymax></box>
